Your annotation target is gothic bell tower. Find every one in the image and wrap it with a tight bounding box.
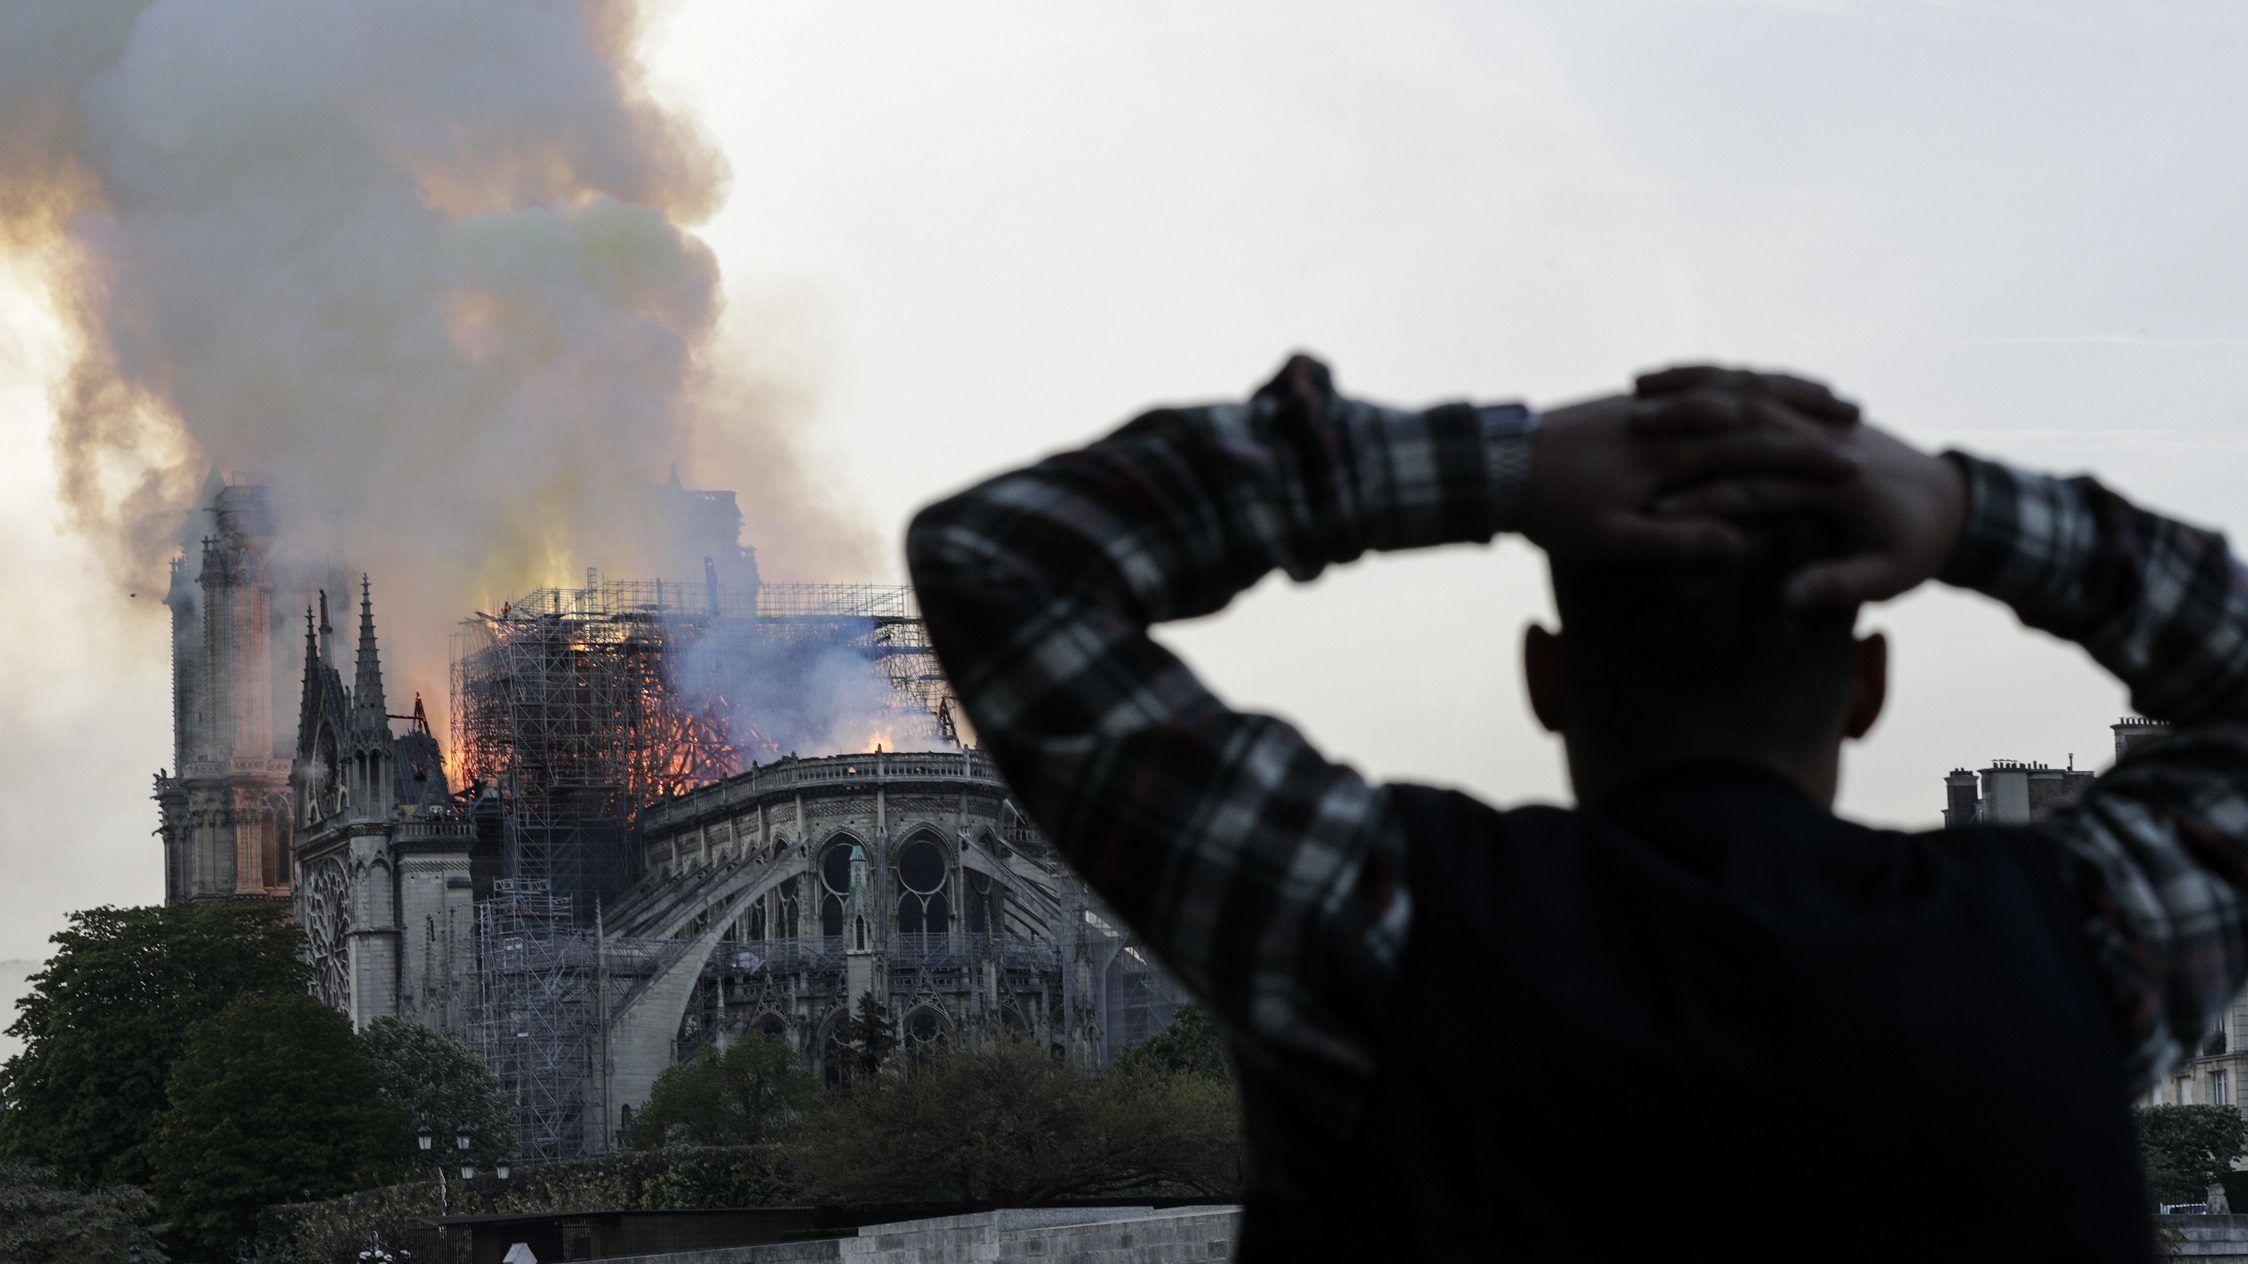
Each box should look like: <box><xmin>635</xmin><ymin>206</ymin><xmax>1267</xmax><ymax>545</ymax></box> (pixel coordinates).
<box><xmin>154</xmin><ymin>479</ymin><xmax>296</xmax><ymax>903</ymax></box>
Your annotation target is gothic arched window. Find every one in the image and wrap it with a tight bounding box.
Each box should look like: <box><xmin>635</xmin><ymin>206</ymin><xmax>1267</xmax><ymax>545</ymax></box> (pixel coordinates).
<box><xmin>819</xmin><ymin>841</ymin><xmax>855</xmax><ymax>939</ymax></box>
<box><xmin>904</xmin><ymin>1007</ymin><xmax>949</xmax><ymax>1067</ymax></box>
<box><xmin>262</xmin><ymin>793</ymin><xmax>292</xmax><ymax>889</ymax></box>
<box><xmin>893</xmin><ymin>836</ymin><xmax>950</xmax><ymax>936</ymax></box>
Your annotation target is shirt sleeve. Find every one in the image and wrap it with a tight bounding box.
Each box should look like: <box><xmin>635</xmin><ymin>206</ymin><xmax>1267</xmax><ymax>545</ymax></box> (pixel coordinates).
<box><xmin>1944</xmin><ymin>452</ymin><xmax>2248</xmax><ymax>1094</ymax></box>
<box><xmin>904</xmin><ymin>354</ymin><xmax>1537</xmax><ymax>1124</ymax></box>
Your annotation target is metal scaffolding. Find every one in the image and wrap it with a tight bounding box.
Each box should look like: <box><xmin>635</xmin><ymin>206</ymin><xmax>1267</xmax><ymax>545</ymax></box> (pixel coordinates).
<box><xmin>452</xmin><ymin>573</ymin><xmax>954</xmax><ymax>918</ymax></box>
<box><xmin>477</xmin><ymin>881</ymin><xmax>604</xmax><ymax>1162</ymax></box>
<box><xmin>758</xmin><ymin>582</ymin><xmax>955</xmax><ymax>737</ymax></box>
<box><xmin>1099</xmin><ymin>937</ymin><xmax>1190</xmax><ymax>1059</ymax></box>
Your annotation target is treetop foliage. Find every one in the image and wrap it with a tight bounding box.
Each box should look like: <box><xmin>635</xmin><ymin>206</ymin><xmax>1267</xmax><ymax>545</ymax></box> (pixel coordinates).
<box><xmin>359</xmin><ymin>1016</ymin><xmax>512</xmax><ymax>1166</ymax></box>
<box><xmin>789</xmin><ymin>1038</ymin><xmax>1240</xmax><ymax>1205</ymax></box>
<box><xmin>149</xmin><ymin>992</ymin><xmax>415</xmax><ymax>1259</ymax></box>
<box><xmin>0</xmin><ymin>901</ymin><xmax>308</xmax><ymax>1187</ymax></box>
<box><xmin>0</xmin><ymin>1160</ymin><xmax>168</xmax><ymax>1264</ymax></box>
<box><xmin>627</xmin><ymin>1033</ymin><xmax>814</xmax><ymax>1149</ymax></box>
<box><xmin>1114</xmin><ymin>1003</ymin><xmax>1231</xmax><ymax>1079</ymax></box>
<box><xmin>840</xmin><ymin>994</ymin><xmax>896</xmax><ymax>1081</ymax></box>
<box><xmin>2135</xmin><ymin>1103</ymin><xmax>2248</xmax><ymax>1206</ymax></box>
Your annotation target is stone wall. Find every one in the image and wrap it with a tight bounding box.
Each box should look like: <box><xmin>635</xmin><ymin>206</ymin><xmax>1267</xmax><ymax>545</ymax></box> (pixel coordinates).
<box><xmin>587</xmin><ymin>1206</ymin><xmax>1241</xmax><ymax>1264</ymax></box>
<box><xmin>532</xmin><ymin>1210</ymin><xmax>2248</xmax><ymax>1263</ymax></box>
<box><xmin>2172</xmin><ymin>1215</ymin><xmax>2248</xmax><ymax>1261</ymax></box>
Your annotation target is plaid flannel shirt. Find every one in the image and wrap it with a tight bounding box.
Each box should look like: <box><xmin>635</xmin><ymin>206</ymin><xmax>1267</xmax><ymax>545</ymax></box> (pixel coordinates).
<box><xmin>905</xmin><ymin>355</ymin><xmax>2248</xmax><ymax>1166</ymax></box>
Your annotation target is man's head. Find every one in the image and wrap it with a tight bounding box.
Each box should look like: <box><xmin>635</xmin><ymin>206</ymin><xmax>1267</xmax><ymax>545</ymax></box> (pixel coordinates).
<box><xmin>1524</xmin><ymin>511</ymin><xmax>1888</xmax><ymax>805</ymax></box>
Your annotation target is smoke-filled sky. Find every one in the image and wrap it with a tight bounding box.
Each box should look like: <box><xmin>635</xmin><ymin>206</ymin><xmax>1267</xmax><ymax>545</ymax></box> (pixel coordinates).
<box><xmin>3</xmin><ymin>0</ymin><xmax>2246</xmax><ymax>1023</ymax></box>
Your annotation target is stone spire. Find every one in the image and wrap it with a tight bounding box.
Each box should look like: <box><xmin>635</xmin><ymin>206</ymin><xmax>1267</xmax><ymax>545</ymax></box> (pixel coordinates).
<box><xmin>317</xmin><ymin>589</ymin><xmax>333</xmax><ymax>665</ymax></box>
<box><xmin>295</xmin><ymin>605</ymin><xmax>320</xmax><ymax>740</ymax></box>
<box><xmin>353</xmin><ymin>575</ymin><xmax>388</xmax><ymax>741</ymax></box>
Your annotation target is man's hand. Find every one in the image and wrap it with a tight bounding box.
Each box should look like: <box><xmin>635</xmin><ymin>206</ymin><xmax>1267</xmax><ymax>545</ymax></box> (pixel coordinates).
<box><xmin>1650</xmin><ymin>418</ymin><xmax>1969</xmax><ymax>608</ymax></box>
<box><xmin>1522</xmin><ymin>391</ymin><xmax>1860</xmax><ymax>563</ymax></box>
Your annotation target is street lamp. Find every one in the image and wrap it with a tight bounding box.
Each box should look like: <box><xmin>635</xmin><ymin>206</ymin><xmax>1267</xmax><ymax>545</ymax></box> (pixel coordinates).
<box><xmin>415</xmin><ymin>1119</ymin><xmax>472</xmax><ymax>1216</ymax></box>
<box><xmin>471</xmin><ymin>1154</ymin><xmax>516</xmax><ymax>1214</ymax></box>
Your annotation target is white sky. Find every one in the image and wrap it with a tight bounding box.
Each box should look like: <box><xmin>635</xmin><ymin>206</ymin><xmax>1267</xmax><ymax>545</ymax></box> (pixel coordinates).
<box><xmin>3</xmin><ymin>0</ymin><xmax>2245</xmax><ymax>1020</ymax></box>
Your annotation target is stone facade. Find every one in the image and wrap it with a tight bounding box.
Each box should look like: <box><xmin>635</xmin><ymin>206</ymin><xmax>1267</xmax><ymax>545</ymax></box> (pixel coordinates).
<box><xmin>2148</xmin><ymin>992</ymin><xmax>2248</xmax><ymax>1115</ymax></box>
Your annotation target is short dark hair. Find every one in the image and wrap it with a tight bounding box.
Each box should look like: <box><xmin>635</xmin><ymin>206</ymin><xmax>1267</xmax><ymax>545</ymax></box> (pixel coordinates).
<box><xmin>1547</xmin><ymin>514</ymin><xmax>1861</xmax><ymax>749</ymax></box>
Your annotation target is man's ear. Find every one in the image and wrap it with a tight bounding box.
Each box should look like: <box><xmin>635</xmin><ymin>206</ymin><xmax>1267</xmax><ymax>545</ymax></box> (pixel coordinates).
<box><xmin>1844</xmin><ymin>631</ymin><xmax>1888</xmax><ymax>741</ymax></box>
<box><xmin>1525</xmin><ymin>624</ymin><xmax>1567</xmax><ymax>735</ymax></box>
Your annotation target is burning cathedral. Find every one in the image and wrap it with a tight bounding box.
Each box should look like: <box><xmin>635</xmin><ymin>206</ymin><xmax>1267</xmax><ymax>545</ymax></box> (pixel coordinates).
<box><xmin>157</xmin><ymin>475</ymin><xmax>1184</xmax><ymax>1160</ymax></box>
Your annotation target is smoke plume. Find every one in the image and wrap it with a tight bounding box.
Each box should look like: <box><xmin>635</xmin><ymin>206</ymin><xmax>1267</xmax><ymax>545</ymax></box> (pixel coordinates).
<box><xmin>0</xmin><ymin>1</ymin><xmax>873</xmax><ymax>719</ymax></box>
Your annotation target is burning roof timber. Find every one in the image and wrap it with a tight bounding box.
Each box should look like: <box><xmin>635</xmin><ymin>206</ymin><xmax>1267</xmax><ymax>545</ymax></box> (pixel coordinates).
<box><xmin>449</xmin><ymin>572</ymin><xmax>958</xmax><ymax>917</ymax></box>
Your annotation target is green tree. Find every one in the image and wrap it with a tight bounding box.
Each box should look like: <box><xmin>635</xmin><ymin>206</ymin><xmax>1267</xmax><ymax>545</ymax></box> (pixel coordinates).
<box><xmin>2136</xmin><ymin>1104</ymin><xmax>2248</xmax><ymax>1206</ymax></box>
<box><xmin>149</xmin><ymin>993</ymin><xmax>415</xmax><ymax>1259</ymax></box>
<box><xmin>359</xmin><ymin>1017</ymin><xmax>512</xmax><ymax>1166</ymax></box>
<box><xmin>0</xmin><ymin>1160</ymin><xmax>168</xmax><ymax>1264</ymax></box>
<box><xmin>626</xmin><ymin>1033</ymin><xmax>815</xmax><ymax>1148</ymax></box>
<box><xmin>1108</xmin><ymin>1066</ymin><xmax>1243</xmax><ymax>1198</ymax></box>
<box><xmin>1114</xmin><ymin>1003</ymin><xmax>1231</xmax><ymax>1079</ymax></box>
<box><xmin>0</xmin><ymin>902</ymin><xmax>307</xmax><ymax>1187</ymax></box>
<box><xmin>789</xmin><ymin>1038</ymin><xmax>1241</xmax><ymax>1203</ymax></box>
<box><xmin>841</xmin><ymin>994</ymin><xmax>895</xmax><ymax>1079</ymax></box>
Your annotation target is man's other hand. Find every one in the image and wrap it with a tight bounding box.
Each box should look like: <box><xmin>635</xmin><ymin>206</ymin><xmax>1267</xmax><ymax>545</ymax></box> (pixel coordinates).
<box><xmin>1523</xmin><ymin>391</ymin><xmax>1859</xmax><ymax>564</ymax></box>
<box><xmin>1649</xmin><ymin>418</ymin><xmax>1969</xmax><ymax>608</ymax></box>
<box><xmin>1632</xmin><ymin>364</ymin><xmax>1861</xmax><ymax>429</ymax></box>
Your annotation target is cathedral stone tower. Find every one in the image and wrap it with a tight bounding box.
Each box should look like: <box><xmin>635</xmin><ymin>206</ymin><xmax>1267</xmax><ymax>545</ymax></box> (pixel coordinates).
<box><xmin>292</xmin><ymin>578</ymin><xmax>483</xmax><ymax>1034</ymax></box>
<box><xmin>155</xmin><ymin>481</ymin><xmax>297</xmax><ymax>904</ymax></box>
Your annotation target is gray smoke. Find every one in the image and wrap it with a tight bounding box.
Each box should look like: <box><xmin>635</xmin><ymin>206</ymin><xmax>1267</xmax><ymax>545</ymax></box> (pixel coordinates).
<box><xmin>667</xmin><ymin>621</ymin><xmax>947</xmax><ymax>761</ymax></box>
<box><xmin>0</xmin><ymin>1</ymin><xmax>874</xmax><ymax>717</ymax></box>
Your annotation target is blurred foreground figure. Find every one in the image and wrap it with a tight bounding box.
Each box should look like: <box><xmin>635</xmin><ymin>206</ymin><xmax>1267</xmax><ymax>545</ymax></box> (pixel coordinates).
<box><xmin>907</xmin><ymin>357</ymin><xmax>2243</xmax><ymax>1261</ymax></box>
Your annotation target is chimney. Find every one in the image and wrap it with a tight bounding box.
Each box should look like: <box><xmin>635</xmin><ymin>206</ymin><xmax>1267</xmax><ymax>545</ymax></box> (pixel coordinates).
<box><xmin>1980</xmin><ymin>762</ymin><xmax>2032</xmax><ymax>826</ymax></box>
<box><xmin>1943</xmin><ymin>770</ymin><xmax>1980</xmax><ymax>829</ymax></box>
<box><xmin>2113</xmin><ymin>716</ymin><xmax>2169</xmax><ymax>763</ymax></box>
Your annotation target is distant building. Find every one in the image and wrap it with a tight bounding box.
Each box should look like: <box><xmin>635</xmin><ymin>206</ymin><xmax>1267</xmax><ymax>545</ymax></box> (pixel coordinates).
<box><xmin>1934</xmin><ymin>719</ymin><xmax>2248</xmax><ymax>1114</ymax></box>
<box><xmin>2152</xmin><ymin>1002</ymin><xmax>2248</xmax><ymax>1115</ymax></box>
<box><xmin>1939</xmin><ymin>718</ymin><xmax>2167</xmax><ymax>828</ymax></box>
<box><xmin>152</xmin><ymin>477</ymin><xmax>1184</xmax><ymax>1163</ymax></box>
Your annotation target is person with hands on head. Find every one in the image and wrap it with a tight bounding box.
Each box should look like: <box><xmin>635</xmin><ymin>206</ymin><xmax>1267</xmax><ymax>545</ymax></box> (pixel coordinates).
<box><xmin>907</xmin><ymin>355</ymin><xmax>2239</xmax><ymax>1261</ymax></box>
